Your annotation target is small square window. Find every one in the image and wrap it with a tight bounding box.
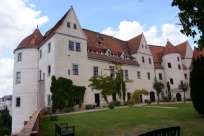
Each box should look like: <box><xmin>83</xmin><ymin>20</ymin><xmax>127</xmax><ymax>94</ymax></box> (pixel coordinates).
<box><xmin>48</xmin><ymin>43</ymin><xmax>51</xmax><ymax>53</ymax></box>
<box><xmin>177</xmin><ymin>56</ymin><xmax>180</xmax><ymax>61</ymax></box>
<box><xmin>69</xmin><ymin>41</ymin><xmax>74</xmax><ymax>51</ymax></box>
<box><xmin>18</xmin><ymin>53</ymin><xmax>22</xmax><ymax>61</ymax></box>
<box><xmin>137</xmin><ymin>71</ymin><xmax>141</xmax><ymax>79</ymax></box>
<box><xmin>73</xmin><ymin>65</ymin><xmax>78</xmax><ymax>75</ymax></box>
<box><xmin>76</xmin><ymin>43</ymin><xmax>81</xmax><ymax>52</ymax></box>
<box><xmin>142</xmin><ymin>56</ymin><xmax>145</xmax><ymax>63</ymax></box>
<box><xmin>168</xmin><ymin>63</ymin><xmax>172</xmax><ymax>68</ymax></box>
<box><xmin>159</xmin><ymin>73</ymin><xmax>163</xmax><ymax>80</ymax></box>
<box><xmin>67</xmin><ymin>22</ymin><xmax>70</xmax><ymax>28</ymax></box>
<box><xmin>178</xmin><ymin>64</ymin><xmax>181</xmax><ymax>70</ymax></box>
<box><xmin>16</xmin><ymin>97</ymin><xmax>20</xmax><ymax>107</ymax></box>
<box><xmin>170</xmin><ymin>78</ymin><xmax>174</xmax><ymax>84</ymax></box>
<box><xmin>149</xmin><ymin>58</ymin><xmax>151</xmax><ymax>64</ymax></box>
<box><xmin>74</xmin><ymin>24</ymin><xmax>77</xmax><ymax>29</ymax></box>
<box><xmin>16</xmin><ymin>72</ymin><xmax>21</xmax><ymax>83</ymax></box>
<box><xmin>48</xmin><ymin>65</ymin><xmax>51</xmax><ymax>76</ymax></box>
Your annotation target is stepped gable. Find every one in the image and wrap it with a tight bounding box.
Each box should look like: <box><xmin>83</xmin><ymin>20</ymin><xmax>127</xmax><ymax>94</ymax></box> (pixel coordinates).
<box><xmin>127</xmin><ymin>34</ymin><xmax>142</xmax><ymax>55</ymax></box>
<box><xmin>17</xmin><ymin>27</ymin><xmax>44</xmax><ymax>49</ymax></box>
<box><xmin>149</xmin><ymin>45</ymin><xmax>164</xmax><ymax>68</ymax></box>
<box><xmin>162</xmin><ymin>41</ymin><xmax>180</xmax><ymax>56</ymax></box>
<box><xmin>176</xmin><ymin>41</ymin><xmax>187</xmax><ymax>59</ymax></box>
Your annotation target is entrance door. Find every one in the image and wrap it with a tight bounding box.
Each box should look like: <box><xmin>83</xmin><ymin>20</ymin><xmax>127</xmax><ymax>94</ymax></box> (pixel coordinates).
<box><xmin>176</xmin><ymin>93</ymin><xmax>182</xmax><ymax>101</ymax></box>
<box><xmin>140</xmin><ymin>94</ymin><xmax>143</xmax><ymax>103</ymax></box>
<box><xmin>150</xmin><ymin>91</ymin><xmax>155</xmax><ymax>102</ymax></box>
<box><xmin>95</xmin><ymin>94</ymin><xmax>100</xmax><ymax>107</ymax></box>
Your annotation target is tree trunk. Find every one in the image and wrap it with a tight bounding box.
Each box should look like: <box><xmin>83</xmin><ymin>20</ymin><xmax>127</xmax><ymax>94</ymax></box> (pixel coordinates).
<box><xmin>157</xmin><ymin>93</ymin><xmax>160</xmax><ymax>104</ymax></box>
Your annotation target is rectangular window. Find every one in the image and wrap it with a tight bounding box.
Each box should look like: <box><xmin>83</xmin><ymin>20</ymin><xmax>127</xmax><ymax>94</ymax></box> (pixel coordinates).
<box><xmin>47</xmin><ymin>95</ymin><xmax>51</xmax><ymax>106</ymax></box>
<box><xmin>16</xmin><ymin>97</ymin><xmax>20</xmax><ymax>107</ymax></box>
<box><xmin>142</xmin><ymin>56</ymin><xmax>145</xmax><ymax>63</ymax></box>
<box><xmin>69</xmin><ymin>41</ymin><xmax>74</xmax><ymax>51</ymax></box>
<box><xmin>67</xmin><ymin>22</ymin><xmax>70</xmax><ymax>28</ymax></box>
<box><xmin>39</xmin><ymin>50</ymin><xmax>42</xmax><ymax>59</ymax></box>
<box><xmin>147</xmin><ymin>72</ymin><xmax>150</xmax><ymax>80</ymax></box>
<box><xmin>18</xmin><ymin>53</ymin><xmax>22</xmax><ymax>61</ymax></box>
<box><xmin>107</xmin><ymin>51</ymin><xmax>111</xmax><ymax>57</ymax></box>
<box><xmin>125</xmin><ymin>70</ymin><xmax>129</xmax><ymax>80</ymax></box>
<box><xmin>76</xmin><ymin>43</ymin><xmax>81</xmax><ymax>52</ymax></box>
<box><xmin>159</xmin><ymin>73</ymin><xmax>163</xmax><ymax>80</ymax></box>
<box><xmin>73</xmin><ymin>65</ymin><xmax>78</xmax><ymax>75</ymax></box>
<box><xmin>184</xmin><ymin>73</ymin><xmax>188</xmax><ymax>79</ymax></box>
<box><xmin>127</xmin><ymin>93</ymin><xmax>131</xmax><ymax>100</ymax></box>
<box><xmin>177</xmin><ymin>56</ymin><xmax>180</xmax><ymax>61</ymax></box>
<box><xmin>48</xmin><ymin>65</ymin><xmax>51</xmax><ymax>76</ymax></box>
<box><xmin>16</xmin><ymin>72</ymin><xmax>21</xmax><ymax>83</ymax></box>
<box><xmin>112</xmin><ymin>93</ymin><xmax>116</xmax><ymax>101</ymax></box>
<box><xmin>110</xmin><ymin>69</ymin><xmax>115</xmax><ymax>78</ymax></box>
<box><xmin>68</xmin><ymin>70</ymin><xmax>70</xmax><ymax>75</ymax></box>
<box><xmin>149</xmin><ymin>58</ymin><xmax>151</xmax><ymax>64</ymax></box>
<box><xmin>178</xmin><ymin>64</ymin><xmax>181</xmax><ymax>70</ymax></box>
<box><xmin>137</xmin><ymin>71</ymin><xmax>141</xmax><ymax>79</ymax></box>
<box><xmin>181</xmin><ymin>80</ymin><xmax>183</xmax><ymax>84</ymax></box>
<box><xmin>75</xmin><ymin>94</ymin><xmax>80</xmax><ymax>105</ymax></box>
<box><xmin>48</xmin><ymin>43</ymin><xmax>51</xmax><ymax>53</ymax></box>
<box><xmin>170</xmin><ymin>78</ymin><xmax>174</xmax><ymax>84</ymax></box>
<box><xmin>74</xmin><ymin>24</ymin><xmax>77</xmax><ymax>29</ymax></box>
<box><xmin>93</xmin><ymin>67</ymin><xmax>98</xmax><ymax>76</ymax></box>
<box><xmin>168</xmin><ymin>62</ymin><xmax>172</xmax><ymax>68</ymax></box>
<box><xmin>39</xmin><ymin>70</ymin><xmax>41</xmax><ymax>80</ymax></box>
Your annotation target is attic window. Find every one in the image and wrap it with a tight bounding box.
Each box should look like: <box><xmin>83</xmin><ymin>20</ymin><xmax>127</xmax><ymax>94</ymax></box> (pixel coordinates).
<box><xmin>98</xmin><ymin>42</ymin><xmax>103</xmax><ymax>45</ymax></box>
<box><xmin>67</xmin><ymin>22</ymin><xmax>70</xmax><ymax>28</ymax></box>
<box><xmin>107</xmin><ymin>51</ymin><xmax>111</xmax><ymax>57</ymax></box>
<box><xmin>73</xmin><ymin>24</ymin><xmax>77</xmax><ymax>29</ymax></box>
<box><xmin>121</xmin><ymin>54</ymin><xmax>125</xmax><ymax>59</ymax></box>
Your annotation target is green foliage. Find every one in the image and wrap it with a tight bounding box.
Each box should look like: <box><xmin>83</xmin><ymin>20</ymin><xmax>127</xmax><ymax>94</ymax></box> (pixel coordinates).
<box><xmin>153</xmin><ymin>77</ymin><xmax>164</xmax><ymax>104</ymax></box>
<box><xmin>178</xmin><ymin>82</ymin><xmax>189</xmax><ymax>103</ymax></box>
<box><xmin>50</xmin><ymin>76</ymin><xmax>86</xmax><ymax>112</ymax></box>
<box><xmin>0</xmin><ymin>127</ymin><xmax>10</xmax><ymax>135</ymax></box>
<box><xmin>113</xmin><ymin>100</ymin><xmax>121</xmax><ymax>106</ymax></box>
<box><xmin>167</xmin><ymin>82</ymin><xmax>171</xmax><ymax>101</ymax></box>
<box><xmin>108</xmin><ymin>102</ymin><xmax>115</xmax><ymax>109</ymax></box>
<box><xmin>0</xmin><ymin>106</ymin><xmax>12</xmax><ymax>135</ymax></box>
<box><xmin>190</xmin><ymin>56</ymin><xmax>204</xmax><ymax>114</ymax></box>
<box><xmin>162</xmin><ymin>96</ymin><xmax>170</xmax><ymax>102</ymax></box>
<box><xmin>172</xmin><ymin>0</ymin><xmax>204</xmax><ymax>49</ymax></box>
<box><xmin>63</xmin><ymin>107</ymin><xmax>75</xmax><ymax>113</ymax></box>
<box><xmin>132</xmin><ymin>89</ymin><xmax>149</xmax><ymax>103</ymax></box>
<box><xmin>125</xmin><ymin>100</ymin><xmax>134</xmax><ymax>106</ymax></box>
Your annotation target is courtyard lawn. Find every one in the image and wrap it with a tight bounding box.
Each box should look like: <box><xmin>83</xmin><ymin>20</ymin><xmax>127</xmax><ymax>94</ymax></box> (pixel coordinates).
<box><xmin>41</xmin><ymin>103</ymin><xmax>204</xmax><ymax>136</ymax></box>
<box><xmin>150</xmin><ymin>103</ymin><xmax>193</xmax><ymax>108</ymax></box>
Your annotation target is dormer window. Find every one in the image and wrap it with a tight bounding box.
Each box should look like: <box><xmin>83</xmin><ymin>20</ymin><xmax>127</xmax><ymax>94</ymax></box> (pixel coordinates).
<box><xmin>107</xmin><ymin>50</ymin><xmax>111</xmax><ymax>57</ymax></box>
<box><xmin>121</xmin><ymin>54</ymin><xmax>125</xmax><ymax>60</ymax></box>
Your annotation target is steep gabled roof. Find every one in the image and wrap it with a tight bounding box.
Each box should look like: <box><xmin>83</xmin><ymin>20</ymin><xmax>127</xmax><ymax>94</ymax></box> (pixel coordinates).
<box><xmin>127</xmin><ymin>34</ymin><xmax>142</xmax><ymax>54</ymax></box>
<box><xmin>176</xmin><ymin>41</ymin><xmax>187</xmax><ymax>59</ymax></box>
<box><xmin>17</xmin><ymin>27</ymin><xmax>44</xmax><ymax>49</ymax></box>
<box><xmin>162</xmin><ymin>41</ymin><xmax>180</xmax><ymax>56</ymax></box>
<box><xmin>149</xmin><ymin>45</ymin><xmax>164</xmax><ymax>62</ymax></box>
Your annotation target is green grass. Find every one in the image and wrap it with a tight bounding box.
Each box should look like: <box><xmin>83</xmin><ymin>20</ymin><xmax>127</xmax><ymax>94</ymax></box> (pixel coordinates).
<box><xmin>150</xmin><ymin>103</ymin><xmax>193</xmax><ymax>108</ymax></box>
<box><xmin>41</xmin><ymin>103</ymin><xmax>204</xmax><ymax>136</ymax></box>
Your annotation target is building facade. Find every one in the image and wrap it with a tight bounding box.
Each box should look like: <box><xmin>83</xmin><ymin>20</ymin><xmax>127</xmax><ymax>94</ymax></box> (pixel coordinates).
<box><xmin>12</xmin><ymin>7</ymin><xmax>194</xmax><ymax>134</ymax></box>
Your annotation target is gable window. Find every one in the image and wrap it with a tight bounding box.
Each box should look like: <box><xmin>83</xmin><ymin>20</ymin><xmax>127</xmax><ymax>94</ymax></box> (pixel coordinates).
<box><xmin>149</xmin><ymin>58</ymin><xmax>151</xmax><ymax>64</ymax></box>
<box><xmin>177</xmin><ymin>56</ymin><xmax>180</xmax><ymax>61</ymax></box>
<box><xmin>18</xmin><ymin>53</ymin><xmax>22</xmax><ymax>61</ymax></box>
<box><xmin>48</xmin><ymin>65</ymin><xmax>51</xmax><ymax>76</ymax></box>
<box><xmin>67</xmin><ymin>22</ymin><xmax>70</xmax><ymax>28</ymax></box>
<box><xmin>75</xmin><ymin>94</ymin><xmax>80</xmax><ymax>105</ymax></box>
<box><xmin>39</xmin><ymin>50</ymin><xmax>42</xmax><ymax>59</ymax></box>
<box><xmin>16</xmin><ymin>97</ymin><xmax>20</xmax><ymax>107</ymax></box>
<box><xmin>76</xmin><ymin>43</ymin><xmax>81</xmax><ymax>52</ymax></box>
<box><xmin>93</xmin><ymin>67</ymin><xmax>98</xmax><ymax>76</ymax></box>
<box><xmin>48</xmin><ymin>43</ymin><xmax>51</xmax><ymax>53</ymax></box>
<box><xmin>16</xmin><ymin>72</ymin><xmax>21</xmax><ymax>84</ymax></box>
<box><xmin>168</xmin><ymin>62</ymin><xmax>172</xmax><ymax>68</ymax></box>
<box><xmin>137</xmin><ymin>71</ymin><xmax>141</xmax><ymax>79</ymax></box>
<box><xmin>127</xmin><ymin>93</ymin><xmax>131</xmax><ymax>100</ymax></box>
<box><xmin>47</xmin><ymin>95</ymin><xmax>51</xmax><ymax>106</ymax></box>
<box><xmin>178</xmin><ymin>64</ymin><xmax>181</xmax><ymax>70</ymax></box>
<box><xmin>73</xmin><ymin>24</ymin><xmax>77</xmax><ymax>29</ymax></box>
<box><xmin>110</xmin><ymin>69</ymin><xmax>115</xmax><ymax>78</ymax></box>
<box><xmin>142</xmin><ymin>56</ymin><xmax>145</xmax><ymax>63</ymax></box>
<box><xmin>112</xmin><ymin>93</ymin><xmax>116</xmax><ymax>101</ymax></box>
<box><xmin>159</xmin><ymin>73</ymin><xmax>163</xmax><ymax>80</ymax></box>
<box><xmin>73</xmin><ymin>65</ymin><xmax>78</xmax><ymax>75</ymax></box>
<box><xmin>147</xmin><ymin>72</ymin><xmax>151</xmax><ymax>80</ymax></box>
<box><xmin>125</xmin><ymin>70</ymin><xmax>129</xmax><ymax>80</ymax></box>
<box><xmin>170</xmin><ymin>78</ymin><xmax>174</xmax><ymax>84</ymax></box>
<box><xmin>184</xmin><ymin>73</ymin><xmax>188</xmax><ymax>79</ymax></box>
<box><xmin>69</xmin><ymin>41</ymin><xmax>74</xmax><ymax>51</ymax></box>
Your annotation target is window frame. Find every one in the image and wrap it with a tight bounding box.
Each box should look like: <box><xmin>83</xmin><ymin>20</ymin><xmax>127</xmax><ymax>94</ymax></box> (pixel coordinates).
<box><xmin>127</xmin><ymin>93</ymin><xmax>131</xmax><ymax>100</ymax></box>
<box><xmin>149</xmin><ymin>58</ymin><xmax>151</xmax><ymax>64</ymax></box>
<box><xmin>16</xmin><ymin>72</ymin><xmax>21</xmax><ymax>84</ymax></box>
<box><xmin>137</xmin><ymin>71</ymin><xmax>141</xmax><ymax>79</ymax></box>
<box><xmin>69</xmin><ymin>41</ymin><xmax>74</xmax><ymax>51</ymax></box>
<box><xmin>112</xmin><ymin>93</ymin><xmax>116</xmax><ymax>101</ymax></box>
<box><xmin>39</xmin><ymin>50</ymin><xmax>42</xmax><ymax>59</ymax></box>
<box><xmin>124</xmin><ymin>70</ymin><xmax>129</xmax><ymax>80</ymax></box>
<box><xmin>73</xmin><ymin>64</ymin><xmax>79</xmax><ymax>75</ymax></box>
<box><xmin>184</xmin><ymin>73</ymin><xmax>188</xmax><ymax>79</ymax></box>
<box><xmin>47</xmin><ymin>94</ymin><xmax>51</xmax><ymax>106</ymax></box>
<box><xmin>67</xmin><ymin>22</ymin><xmax>70</xmax><ymax>28</ymax></box>
<box><xmin>177</xmin><ymin>56</ymin><xmax>180</xmax><ymax>61</ymax></box>
<box><xmin>142</xmin><ymin>56</ymin><xmax>145</xmax><ymax>63</ymax></box>
<box><xmin>168</xmin><ymin>62</ymin><xmax>172</xmax><ymax>68</ymax></box>
<box><xmin>48</xmin><ymin>43</ymin><xmax>51</xmax><ymax>53</ymax></box>
<box><xmin>93</xmin><ymin>66</ymin><xmax>98</xmax><ymax>76</ymax></box>
<box><xmin>48</xmin><ymin>65</ymin><xmax>51</xmax><ymax>77</ymax></box>
<box><xmin>147</xmin><ymin>72</ymin><xmax>151</xmax><ymax>80</ymax></box>
<box><xmin>73</xmin><ymin>23</ymin><xmax>77</xmax><ymax>29</ymax></box>
<box><xmin>76</xmin><ymin>42</ymin><xmax>81</xmax><ymax>52</ymax></box>
<box><xmin>178</xmin><ymin>64</ymin><xmax>181</xmax><ymax>70</ymax></box>
<box><xmin>110</xmin><ymin>69</ymin><xmax>115</xmax><ymax>78</ymax></box>
<box><xmin>39</xmin><ymin>70</ymin><xmax>41</xmax><ymax>80</ymax></box>
<box><xmin>170</xmin><ymin>78</ymin><xmax>174</xmax><ymax>84</ymax></box>
<box><xmin>75</xmin><ymin>94</ymin><xmax>80</xmax><ymax>105</ymax></box>
<box><xmin>16</xmin><ymin>97</ymin><xmax>20</xmax><ymax>107</ymax></box>
<box><xmin>18</xmin><ymin>53</ymin><xmax>22</xmax><ymax>61</ymax></box>
<box><xmin>159</xmin><ymin>73</ymin><xmax>163</xmax><ymax>80</ymax></box>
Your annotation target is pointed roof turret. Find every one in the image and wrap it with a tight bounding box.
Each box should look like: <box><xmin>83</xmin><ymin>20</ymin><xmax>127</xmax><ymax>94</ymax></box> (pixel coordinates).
<box><xmin>162</xmin><ymin>40</ymin><xmax>180</xmax><ymax>56</ymax></box>
<box><xmin>17</xmin><ymin>26</ymin><xmax>44</xmax><ymax>49</ymax></box>
<box><xmin>176</xmin><ymin>41</ymin><xmax>188</xmax><ymax>59</ymax></box>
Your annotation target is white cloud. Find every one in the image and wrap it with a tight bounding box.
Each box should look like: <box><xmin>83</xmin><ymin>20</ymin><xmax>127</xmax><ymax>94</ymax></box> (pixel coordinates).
<box><xmin>30</xmin><ymin>4</ymin><xmax>36</xmax><ymax>8</ymax></box>
<box><xmin>0</xmin><ymin>58</ymin><xmax>14</xmax><ymax>97</ymax></box>
<box><xmin>102</xmin><ymin>21</ymin><xmax>188</xmax><ymax>46</ymax></box>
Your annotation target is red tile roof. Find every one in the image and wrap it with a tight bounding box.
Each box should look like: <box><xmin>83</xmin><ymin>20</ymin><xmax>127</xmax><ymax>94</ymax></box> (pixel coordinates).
<box><xmin>176</xmin><ymin>41</ymin><xmax>187</xmax><ymax>59</ymax></box>
<box><xmin>17</xmin><ymin>27</ymin><xmax>44</xmax><ymax>49</ymax></box>
<box><xmin>127</xmin><ymin>34</ymin><xmax>142</xmax><ymax>54</ymax></box>
<box><xmin>162</xmin><ymin>41</ymin><xmax>180</xmax><ymax>56</ymax></box>
<box><xmin>192</xmin><ymin>48</ymin><xmax>204</xmax><ymax>59</ymax></box>
<box><xmin>149</xmin><ymin>45</ymin><xmax>164</xmax><ymax>62</ymax></box>
<box><xmin>88</xmin><ymin>52</ymin><xmax>139</xmax><ymax>66</ymax></box>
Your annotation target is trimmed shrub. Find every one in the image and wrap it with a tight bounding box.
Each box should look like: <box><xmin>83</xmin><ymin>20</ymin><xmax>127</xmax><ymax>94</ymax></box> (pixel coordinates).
<box><xmin>114</xmin><ymin>100</ymin><xmax>121</xmax><ymax>106</ymax></box>
<box><xmin>108</xmin><ymin>102</ymin><xmax>115</xmax><ymax>109</ymax></box>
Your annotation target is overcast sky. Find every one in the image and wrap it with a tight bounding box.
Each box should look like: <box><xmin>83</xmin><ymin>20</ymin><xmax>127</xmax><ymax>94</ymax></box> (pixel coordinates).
<box><xmin>0</xmin><ymin>0</ymin><xmax>197</xmax><ymax>97</ymax></box>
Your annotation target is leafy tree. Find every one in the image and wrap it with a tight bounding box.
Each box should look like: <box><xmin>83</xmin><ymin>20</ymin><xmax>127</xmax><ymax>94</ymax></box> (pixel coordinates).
<box><xmin>132</xmin><ymin>89</ymin><xmax>149</xmax><ymax>103</ymax></box>
<box><xmin>178</xmin><ymin>82</ymin><xmax>189</xmax><ymax>103</ymax></box>
<box><xmin>190</xmin><ymin>55</ymin><xmax>204</xmax><ymax>114</ymax></box>
<box><xmin>153</xmin><ymin>77</ymin><xmax>164</xmax><ymax>104</ymax></box>
<box><xmin>0</xmin><ymin>106</ymin><xmax>12</xmax><ymax>135</ymax></box>
<box><xmin>172</xmin><ymin>0</ymin><xmax>204</xmax><ymax>49</ymax></box>
<box><xmin>167</xmin><ymin>82</ymin><xmax>171</xmax><ymax>101</ymax></box>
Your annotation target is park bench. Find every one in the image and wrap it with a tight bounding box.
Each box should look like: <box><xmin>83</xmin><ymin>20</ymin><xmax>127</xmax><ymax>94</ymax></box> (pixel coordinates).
<box><xmin>138</xmin><ymin>126</ymin><xmax>181</xmax><ymax>136</ymax></box>
<box><xmin>55</xmin><ymin>123</ymin><xmax>75</xmax><ymax>136</ymax></box>
<box><xmin>50</xmin><ymin>113</ymin><xmax>58</xmax><ymax>121</ymax></box>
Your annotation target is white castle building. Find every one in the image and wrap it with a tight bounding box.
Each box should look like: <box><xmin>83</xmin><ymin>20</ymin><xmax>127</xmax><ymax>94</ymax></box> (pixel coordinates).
<box><xmin>12</xmin><ymin>7</ymin><xmax>196</xmax><ymax>134</ymax></box>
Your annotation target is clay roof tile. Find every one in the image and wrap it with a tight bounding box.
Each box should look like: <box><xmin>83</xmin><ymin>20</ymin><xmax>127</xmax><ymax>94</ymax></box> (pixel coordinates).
<box><xmin>162</xmin><ymin>41</ymin><xmax>180</xmax><ymax>56</ymax></box>
<box><xmin>176</xmin><ymin>41</ymin><xmax>188</xmax><ymax>59</ymax></box>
